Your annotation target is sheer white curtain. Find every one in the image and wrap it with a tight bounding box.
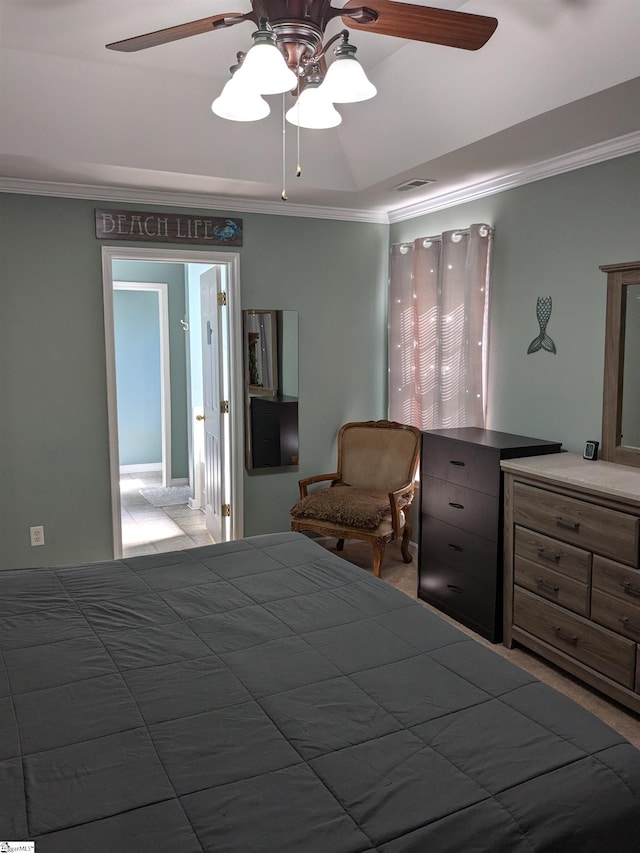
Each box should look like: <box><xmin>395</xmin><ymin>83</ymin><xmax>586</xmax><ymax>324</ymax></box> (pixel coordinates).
<box><xmin>388</xmin><ymin>223</ymin><xmax>492</xmax><ymax>430</ymax></box>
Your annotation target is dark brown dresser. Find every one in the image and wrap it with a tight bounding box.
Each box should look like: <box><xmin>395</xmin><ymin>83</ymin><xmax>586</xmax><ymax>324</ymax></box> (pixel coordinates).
<box><xmin>250</xmin><ymin>395</ymin><xmax>299</xmax><ymax>468</ymax></box>
<box><xmin>419</xmin><ymin>428</ymin><xmax>562</xmax><ymax>642</ymax></box>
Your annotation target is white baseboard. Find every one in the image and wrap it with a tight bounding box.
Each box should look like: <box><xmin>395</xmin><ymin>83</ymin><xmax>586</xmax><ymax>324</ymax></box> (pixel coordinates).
<box><xmin>171</xmin><ymin>478</ymin><xmax>189</xmax><ymax>486</ymax></box>
<box><xmin>119</xmin><ymin>463</ymin><xmax>162</xmax><ymax>474</ymax></box>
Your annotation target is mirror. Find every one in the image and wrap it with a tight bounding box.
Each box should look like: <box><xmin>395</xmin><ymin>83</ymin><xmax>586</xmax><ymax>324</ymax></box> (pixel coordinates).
<box><xmin>621</xmin><ymin>285</ymin><xmax>640</xmax><ymax>448</ymax></box>
<box><xmin>243</xmin><ymin>309</ymin><xmax>298</xmax><ymax>470</ymax></box>
<box><xmin>600</xmin><ymin>262</ymin><xmax>640</xmax><ymax>467</ymax></box>
<box><xmin>245</xmin><ymin>310</ymin><xmax>278</xmax><ymax>395</ymax></box>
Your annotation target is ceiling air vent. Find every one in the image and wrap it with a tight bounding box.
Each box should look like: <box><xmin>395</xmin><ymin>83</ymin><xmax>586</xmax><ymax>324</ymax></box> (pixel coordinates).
<box><xmin>394</xmin><ymin>178</ymin><xmax>435</xmax><ymax>192</ymax></box>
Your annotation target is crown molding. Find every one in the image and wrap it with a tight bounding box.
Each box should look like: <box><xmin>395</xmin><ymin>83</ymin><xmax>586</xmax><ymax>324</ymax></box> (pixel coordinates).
<box><xmin>0</xmin><ymin>177</ymin><xmax>389</xmax><ymax>225</ymax></box>
<box><xmin>387</xmin><ymin>131</ymin><xmax>640</xmax><ymax>223</ymax></box>
<box><xmin>1</xmin><ymin>131</ymin><xmax>638</xmax><ymax>225</ymax></box>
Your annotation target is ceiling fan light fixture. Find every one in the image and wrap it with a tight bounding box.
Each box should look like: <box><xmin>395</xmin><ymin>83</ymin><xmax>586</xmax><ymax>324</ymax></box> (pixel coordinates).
<box><xmin>212</xmin><ymin>65</ymin><xmax>271</xmax><ymax>121</ymax></box>
<box><xmin>212</xmin><ymin>76</ymin><xmax>271</xmax><ymax>122</ymax></box>
<box><xmin>286</xmin><ymin>83</ymin><xmax>342</xmax><ymax>129</ymax></box>
<box><xmin>321</xmin><ymin>41</ymin><xmax>377</xmax><ymax>104</ymax></box>
<box><xmin>234</xmin><ymin>24</ymin><xmax>297</xmax><ymax>95</ymax></box>
<box><xmin>106</xmin><ymin>2</ymin><xmax>500</xmax><ymax>197</ymax></box>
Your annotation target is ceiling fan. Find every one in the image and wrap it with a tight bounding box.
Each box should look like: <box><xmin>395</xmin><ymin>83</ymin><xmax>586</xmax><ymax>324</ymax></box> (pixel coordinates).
<box><xmin>106</xmin><ymin>1</ymin><xmax>498</xmax><ymax>62</ymax></box>
<box><xmin>106</xmin><ymin>2</ymin><xmax>497</xmax><ymax>193</ymax></box>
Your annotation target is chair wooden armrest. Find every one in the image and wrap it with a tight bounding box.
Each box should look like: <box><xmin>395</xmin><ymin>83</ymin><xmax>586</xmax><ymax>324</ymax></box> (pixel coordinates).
<box><xmin>298</xmin><ymin>472</ymin><xmax>341</xmax><ymax>499</ymax></box>
<box><xmin>388</xmin><ymin>481</ymin><xmax>415</xmax><ymax>536</ymax></box>
<box><xmin>291</xmin><ymin>419</ymin><xmax>421</xmax><ymax>578</ymax></box>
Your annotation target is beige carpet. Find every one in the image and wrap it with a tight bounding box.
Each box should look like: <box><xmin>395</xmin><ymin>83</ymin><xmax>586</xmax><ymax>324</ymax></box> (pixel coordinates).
<box><xmin>314</xmin><ymin>536</ymin><xmax>640</xmax><ymax>750</ymax></box>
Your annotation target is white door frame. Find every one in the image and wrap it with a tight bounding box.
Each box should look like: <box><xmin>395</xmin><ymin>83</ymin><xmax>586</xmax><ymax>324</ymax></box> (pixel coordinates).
<box><xmin>199</xmin><ymin>266</ymin><xmax>225</xmax><ymax>543</ymax></box>
<box><xmin>102</xmin><ymin>246</ymin><xmax>244</xmax><ymax>558</ymax></box>
<box><xmin>113</xmin><ymin>281</ymin><xmax>171</xmax><ymax>488</ymax></box>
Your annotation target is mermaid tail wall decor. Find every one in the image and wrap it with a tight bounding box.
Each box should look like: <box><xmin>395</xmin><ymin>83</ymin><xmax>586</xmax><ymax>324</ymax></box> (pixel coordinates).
<box><xmin>527</xmin><ymin>296</ymin><xmax>557</xmax><ymax>354</ymax></box>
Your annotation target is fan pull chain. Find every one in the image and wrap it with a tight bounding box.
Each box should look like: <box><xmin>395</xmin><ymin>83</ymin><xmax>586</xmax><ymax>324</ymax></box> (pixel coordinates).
<box><xmin>296</xmin><ymin>75</ymin><xmax>301</xmax><ymax>178</ymax></box>
<box><xmin>281</xmin><ymin>93</ymin><xmax>287</xmax><ymax>201</ymax></box>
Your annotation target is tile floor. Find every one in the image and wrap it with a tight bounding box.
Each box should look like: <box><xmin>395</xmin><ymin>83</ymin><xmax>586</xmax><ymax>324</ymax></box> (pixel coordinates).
<box><xmin>120</xmin><ymin>471</ymin><xmax>214</xmax><ymax>557</ymax></box>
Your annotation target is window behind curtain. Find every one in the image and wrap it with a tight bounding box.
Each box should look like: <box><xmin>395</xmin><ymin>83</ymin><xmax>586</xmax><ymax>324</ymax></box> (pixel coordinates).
<box><xmin>388</xmin><ymin>224</ymin><xmax>492</xmax><ymax>430</ymax></box>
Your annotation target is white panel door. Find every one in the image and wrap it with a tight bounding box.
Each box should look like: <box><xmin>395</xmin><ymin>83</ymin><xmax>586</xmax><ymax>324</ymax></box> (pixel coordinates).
<box><xmin>200</xmin><ymin>267</ymin><xmax>226</xmax><ymax>542</ymax></box>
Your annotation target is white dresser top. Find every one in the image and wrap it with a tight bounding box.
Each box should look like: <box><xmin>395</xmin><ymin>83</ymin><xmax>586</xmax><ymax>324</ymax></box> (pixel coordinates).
<box><xmin>501</xmin><ymin>452</ymin><xmax>640</xmax><ymax>505</ymax></box>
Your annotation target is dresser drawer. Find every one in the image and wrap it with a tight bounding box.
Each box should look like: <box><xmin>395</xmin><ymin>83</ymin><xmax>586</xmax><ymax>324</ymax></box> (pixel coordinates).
<box><xmin>420</xmin><ymin>562</ymin><xmax>495</xmax><ymax>635</ymax></box>
<box><xmin>592</xmin><ymin>554</ymin><xmax>640</xmax><ymax>601</ymax></box>
<box><xmin>513</xmin><ymin>586</ymin><xmax>635</xmax><ymax>688</ymax></box>
<box><xmin>251</xmin><ymin>397</ymin><xmax>281</xmax><ymax>430</ymax></box>
<box><xmin>513</xmin><ymin>482</ymin><xmax>640</xmax><ymax>566</ymax></box>
<box><xmin>591</xmin><ymin>589</ymin><xmax>640</xmax><ymax>642</ymax></box>
<box><xmin>514</xmin><ymin>557</ymin><xmax>589</xmax><ymax>616</ymax></box>
<box><xmin>422</xmin><ymin>436</ymin><xmax>499</xmax><ymax>496</ymax></box>
<box><xmin>592</xmin><ymin>555</ymin><xmax>640</xmax><ymax>640</ymax></box>
<box><xmin>421</xmin><ymin>516</ymin><xmax>498</xmax><ymax>585</ymax></box>
<box><xmin>514</xmin><ymin>526</ymin><xmax>591</xmax><ymax>583</ymax></box>
<box><xmin>422</xmin><ymin>476</ymin><xmax>499</xmax><ymax>541</ymax></box>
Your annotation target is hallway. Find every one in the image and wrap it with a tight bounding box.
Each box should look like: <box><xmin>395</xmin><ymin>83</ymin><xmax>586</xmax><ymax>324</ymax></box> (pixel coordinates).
<box><xmin>120</xmin><ymin>471</ymin><xmax>214</xmax><ymax>557</ymax></box>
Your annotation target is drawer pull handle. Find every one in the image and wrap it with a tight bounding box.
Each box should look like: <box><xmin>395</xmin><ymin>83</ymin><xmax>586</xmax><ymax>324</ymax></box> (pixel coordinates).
<box><xmin>449</xmin><ymin>502</ymin><xmax>465</xmax><ymax>510</ymax></box>
<box><xmin>554</xmin><ymin>626</ymin><xmax>578</xmax><ymax>645</ymax></box>
<box><xmin>621</xmin><ymin>581</ymin><xmax>640</xmax><ymax>598</ymax></box>
<box><xmin>618</xmin><ymin>616</ymin><xmax>640</xmax><ymax>635</ymax></box>
<box><xmin>449</xmin><ymin>460</ymin><xmax>466</xmax><ymax>467</ymax></box>
<box><xmin>448</xmin><ymin>543</ymin><xmax>464</xmax><ymax>552</ymax></box>
<box><xmin>536</xmin><ymin>578</ymin><xmax>560</xmax><ymax>594</ymax></box>
<box><xmin>555</xmin><ymin>516</ymin><xmax>580</xmax><ymax>532</ymax></box>
<box><xmin>536</xmin><ymin>548</ymin><xmax>562</xmax><ymax>563</ymax></box>
<box><xmin>447</xmin><ymin>584</ymin><xmax>463</xmax><ymax>594</ymax></box>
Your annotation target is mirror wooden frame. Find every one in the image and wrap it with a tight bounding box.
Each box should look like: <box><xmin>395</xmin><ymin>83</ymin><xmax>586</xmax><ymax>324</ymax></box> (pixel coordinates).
<box><xmin>600</xmin><ymin>261</ymin><xmax>640</xmax><ymax>467</ymax></box>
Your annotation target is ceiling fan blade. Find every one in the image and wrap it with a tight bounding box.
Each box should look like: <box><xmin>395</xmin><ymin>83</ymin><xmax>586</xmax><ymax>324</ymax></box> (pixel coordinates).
<box><xmin>341</xmin><ymin>1</ymin><xmax>497</xmax><ymax>50</ymax></box>
<box><xmin>106</xmin><ymin>12</ymin><xmax>255</xmax><ymax>52</ymax></box>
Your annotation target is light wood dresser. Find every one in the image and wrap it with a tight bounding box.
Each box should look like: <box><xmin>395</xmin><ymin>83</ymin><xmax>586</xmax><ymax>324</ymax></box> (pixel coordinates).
<box><xmin>502</xmin><ymin>453</ymin><xmax>640</xmax><ymax>712</ymax></box>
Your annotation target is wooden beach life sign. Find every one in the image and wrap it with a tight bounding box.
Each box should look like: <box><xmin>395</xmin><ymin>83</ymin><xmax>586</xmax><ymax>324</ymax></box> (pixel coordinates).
<box><xmin>95</xmin><ymin>208</ymin><xmax>243</xmax><ymax>246</ymax></box>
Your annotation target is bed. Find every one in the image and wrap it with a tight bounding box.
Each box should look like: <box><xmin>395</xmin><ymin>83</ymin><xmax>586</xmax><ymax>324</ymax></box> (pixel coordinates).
<box><xmin>2</xmin><ymin>531</ymin><xmax>640</xmax><ymax>852</ymax></box>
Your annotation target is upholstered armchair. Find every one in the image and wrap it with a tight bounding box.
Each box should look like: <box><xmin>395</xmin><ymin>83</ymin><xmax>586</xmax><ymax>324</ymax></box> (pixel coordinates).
<box><xmin>290</xmin><ymin>420</ymin><xmax>421</xmax><ymax>577</ymax></box>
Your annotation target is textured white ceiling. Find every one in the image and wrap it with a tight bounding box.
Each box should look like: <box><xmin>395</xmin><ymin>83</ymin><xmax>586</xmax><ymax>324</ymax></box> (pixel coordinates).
<box><xmin>1</xmin><ymin>0</ymin><xmax>639</xmax><ymax>218</ymax></box>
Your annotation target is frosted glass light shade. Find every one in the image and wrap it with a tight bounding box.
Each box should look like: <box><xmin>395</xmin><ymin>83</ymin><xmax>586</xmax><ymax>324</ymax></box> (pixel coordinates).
<box><xmin>321</xmin><ymin>55</ymin><xmax>377</xmax><ymax>103</ymax></box>
<box><xmin>285</xmin><ymin>85</ymin><xmax>342</xmax><ymax>129</ymax></box>
<box><xmin>212</xmin><ymin>76</ymin><xmax>270</xmax><ymax>122</ymax></box>
<box><xmin>235</xmin><ymin>42</ymin><xmax>297</xmax><ymax>95</ymax></box>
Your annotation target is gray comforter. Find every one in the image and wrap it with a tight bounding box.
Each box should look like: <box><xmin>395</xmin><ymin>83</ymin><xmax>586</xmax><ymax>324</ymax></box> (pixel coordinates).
<box><xmin>1</xmin><ymin>531</ymin><xmax>639</xmax><ymax>851</ymax></box>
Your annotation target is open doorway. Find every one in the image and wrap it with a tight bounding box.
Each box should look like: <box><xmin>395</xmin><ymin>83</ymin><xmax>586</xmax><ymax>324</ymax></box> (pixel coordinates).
<box><xmin>102</xmin><ymin>246</ymin><xmax>244</xmax><ymax>559</ymax></box>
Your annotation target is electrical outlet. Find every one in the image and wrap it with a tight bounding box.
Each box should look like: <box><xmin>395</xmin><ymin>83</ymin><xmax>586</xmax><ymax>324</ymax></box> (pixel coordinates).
<box><xmin>30</xmin><ymin>525</ymin><xmax>45</xmax><ymax>546</ymax></box>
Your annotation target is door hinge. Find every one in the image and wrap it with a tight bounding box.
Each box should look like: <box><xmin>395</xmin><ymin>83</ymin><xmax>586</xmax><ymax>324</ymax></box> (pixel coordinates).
<box><xmin>220</xmin><ymin>400</ymin><xmax>229</xmax><ymax>414</ymax></box>
<box><xmin>217</xmin><ymin>292</ymin><xmax>227</xmax><ymax>306</ymax></box>
<box><xmin>222</xmin><ymin>504</ymin><xmax>231</xmax><ymax>517</ymax></box>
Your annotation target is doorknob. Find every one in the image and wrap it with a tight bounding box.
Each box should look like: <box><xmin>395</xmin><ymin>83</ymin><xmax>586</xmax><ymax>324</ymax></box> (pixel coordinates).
<box><xmin>196</xmin><ymin>414</ymin><xmax>206</xmax><ymax>421</ymax></box>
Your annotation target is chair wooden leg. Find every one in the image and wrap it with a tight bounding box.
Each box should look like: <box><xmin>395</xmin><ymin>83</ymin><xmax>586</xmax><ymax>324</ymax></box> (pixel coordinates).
<box><xmin>337</xmin><ymin>539</ymin><xmax>345</xmax><ymax>551</ymax></box>
<box><xmin>401</xmin><ymin>525</ymin><xmax>413</xmax><ymax>564</ymax></box>
<box><xmin>372</xmin><ymin>542</ymin><xmax>385</xmax><ymax>578</ymax></box>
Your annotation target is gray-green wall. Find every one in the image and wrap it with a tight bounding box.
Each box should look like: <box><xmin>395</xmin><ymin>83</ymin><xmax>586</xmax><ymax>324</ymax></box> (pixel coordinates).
<box><xmin>113</xmin><ymin>288</ymin><xmax>163</xmax><ymax>467</ymax></box>
<box><xmin>0</xmin><ymin>194</ymin><xmax>388</xmax><ymax>568</ymax></box>
<box><xmin>112</xmin><ymin>259</ymin><xmax>189</xmax><ymax>480</ymax></box>
<box><xmin>1</xmin><ymin>152</ymin><xmax>638</xmax><ymax>569</ymax></box>
<box><xmin>391</xmin><ymin>152</ymin><xmax>640</xmax><ymax>454</ymax></box>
